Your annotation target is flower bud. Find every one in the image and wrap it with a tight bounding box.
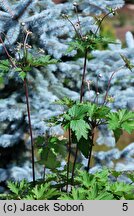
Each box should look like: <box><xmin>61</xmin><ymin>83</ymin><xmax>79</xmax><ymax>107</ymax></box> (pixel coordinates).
<box><xmin>21</xmin><ymin>22</ymin><xmax>25</xmax><ymax>26</ymax></box>
<box><xmin>74</xmin><ymin>22</ymin><xmax>80</xmax><ymax>29</ymax></box>
<box><xmin>73</xmin><ymin>2</ymin><xmax>78</xmax><ymax>7</ymax></box>
<box><xmin>98</xmin><ymin>73</ymin><xmax>102</xmax><ymax>78</ymax></box>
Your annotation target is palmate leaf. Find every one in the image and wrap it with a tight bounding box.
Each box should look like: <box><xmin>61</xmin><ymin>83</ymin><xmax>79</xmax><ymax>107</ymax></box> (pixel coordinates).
<box><xmin>27</xmin><ymin>53</ymin><xmax>58</xmax><ymax>67</ymax></box>
<box><xmin>107</xmin><ymin>112</ymin><xmax>120</xmax><ymax>130</ymax></box>
<box><xmin>66</xmin><ymin>40</ymin><xmax>85</xmax><ymax>54</ymax></box>
<box><xmin>122</xmin><ymin>120</ymin><xmax>134</xmax><ymax>134</ymax></box>
<box><xmin>0</xmin><ymin>59</ymin><xmax>10</xmax><ymax>72</ymax></box>
<box><xmin>75</xmin><ymin>171</ymin><xmax>93</xmax><ymax>188</ymax></box>
<box><xmin>49</xmin><ymin>136</ymin><xmax>67</xmax><ymax>158</ymax></box>
<box><xmin>31</xmin><ymin>183</ymin><xmax>59</xmax><ymax>200</ymax></box>
<box><xmin>94</xmin><ymin>168</ymin><xmax>110</xmax><ymax>186</ymax></box>
<box><xmin>108</xmin><ymin>109</ymin><xmax>134</xmax><ymax>135</ymax></box>
<box><xmin>54</xmin><ymin>97</ymin><xmax>75</xmax><ymax>108</ymax></box>
<box><xmin>37</xmin><ymin>136</ymin><xmax>67</xmax><ymax>170</ymax></box>
<box><xmin>118</xmin><ymin>109</ymin><xmax>134</xmax><ymax>122</ymax></box>
<box><xmin>96</xmin><ymin>106</ymin><xmax>110</xmax><ymax>119</ymax></box>
<box><xmin>89</xmin><ymin>191</ymin><xmax>114</xmax><ymax>200</ymax></box>
<box><xmin>32</xmin><ymin>184</ymin><xmax>49</xmax><ymax>200</ymax></box>
<box><xmin>39</xmin><ymin>148</ymin><xmax>60</xmax><ymax>170</ymax></box>
<box><xmin>70</xmin><ymin>119</ymin><xmax>90</xmax><ymax>141</ymax></box>
<box><xmin>7</xmin><ymin>181</ymin><xmax>19</xmax><ymax>195</ymax></box>
<box><xmin>19</xmin><ymin>71</ymin><xmax>26</xmax><ymax>80</ymax></box>
<box><xmin>107</xmin><ymin>182</ymin><xmax>134</xmax><ymax>197</ymax></box>
<box><xmin>68</xmin><ymin>104</ymin><xmax>89</xmax><ymax>119</ymax></box>
<box><xmin>87</xmin><ymin>103</ymin><xmax>110</xmax><ymax>119</ymax></box>
<box><xmin>87</xmin><ymin>103</ymin><xmax>98</xmax><ymax>118</ymax></box>
<box><xmin>19</xmin><ymin>179</ymin><xmax>28</xmax><ymax>190</ymax></box>
<box><xmin>87</xmin><ymin>183</ymin><xmax>114</xmax><ymax>200</ymax></box>
<box><xmin>59</xmin><ymin>187</ymin><xmax>86</xmax><ymax>200</ymax></box>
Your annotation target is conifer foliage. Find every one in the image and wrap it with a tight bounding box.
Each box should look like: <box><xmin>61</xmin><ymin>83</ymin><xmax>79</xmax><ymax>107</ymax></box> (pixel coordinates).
<box><xmin>1</xmin><ymin>0</ymin><xmax>134</xmax><ymax>191</ymax></box>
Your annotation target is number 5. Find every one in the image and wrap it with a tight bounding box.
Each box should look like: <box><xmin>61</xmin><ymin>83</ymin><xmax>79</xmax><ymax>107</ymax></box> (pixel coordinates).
<box><xmin>122</xmin><ymin>203</ymin><xmax>128</xmax><ymax>211</ymax></box>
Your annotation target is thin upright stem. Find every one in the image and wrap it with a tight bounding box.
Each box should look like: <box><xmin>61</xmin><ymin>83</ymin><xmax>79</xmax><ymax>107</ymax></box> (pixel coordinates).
<box><xmin>71</xmin><ymin>146</ymin><xmax>78</xmax><ymax>184</ymax></box>
<box><xmin>71</xmin><ymin>48</ymin><xmax>88</xmax><ymax>184</ymax></box>
<box><xmin>24</xmin><ymin>78</ymin><xmax>35</xmax><ymax>184</ymax></box>
<box><xmin>74</xmin><ymin>5</ymin><xmax>83</xmax><ymax>38</ymax></box>
<box><xmin>0</xmin><ymin>32</ymin><xmax>35</xmax><ymax>184</ymax></box>
<box><xmin>103</xmin><ymin>66</ymin><xmax>124</xmax><ymax>105</ymax></box>
<box><xmin>94</xmin><ymin>75</ymin><xmax>99</xmax><ymax>104</ymax></box>
<box><xmin>43</xmin><ymin>165</ymin><xmax>46</xmax><ymax>181</ymax></box>
<box><xmin>95</xmin><ymin>12</ymin><xmax>111</xmax><ymax>35</ymax></box>
<box><xmin>0</xmin><ymin>35</ymin><xmax>16</xmax><ymax>67</ymax></box>
<box><xmin>66</xmin><ymin>127</ymin><xmax>72</xmax><ymax>192</ymax></box>
<box><xmin>65</xmin><ymin>16</ymin><xmax>82</xmax><ymax>39</ymax></box>
<box><xmin>80</xmin><ymin>48</ymin><xmax>88</xmax><ymax>103</ymax></box>
<box><xmin>86</xmin><ymin>129</ymin><xmax>94</xmax><ymax>172</ymax></box>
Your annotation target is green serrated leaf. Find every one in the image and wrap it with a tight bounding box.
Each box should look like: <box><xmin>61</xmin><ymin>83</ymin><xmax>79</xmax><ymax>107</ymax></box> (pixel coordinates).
<box><xmin>66</xmin><ymin>40</ymin><xmax>85</xmax><ymax>54</ymax></box>
<box><xmin>39</xmin><ymin>148</ymin><xmax>60</xmax><ymax>170</ymax></box>
<box><xmin>32</xmin><ymin>184</ymin><xmax>48</xmax><ymax>199</ymax></box>
<box><xmin>68</xmin><ymin>104</ymin><xmax>88</xmax><ymax>119</ymax></box>
<box><xmin>107</xmin><ymin>182</ymin><xmax>134</xmax><ymax>196</ymax></box>
<box><xmin>93</xmin><ymin>191</ymin><xmax>114</xmax><ymax>200</ymax></box>
<box><xmin>108</xmin><ymin>109</ymin><xmax>134</xmax><ymax>135</ymax></box>
<box><xmin>122</xmin><ymin>121</ymin><xmax>134</xmax><ymax>134</ymax></box>
<box><xmin>70</xmin><ymin>119</ymin><xmax>90</xmax><ymax>141</ymax></box>
<box><xmin>76</xmin><ymin>170</ymin><xmax>93</xmax><ymax>188</ymax></box>
<box><xmin>97</xmin><ymin>106</ymin><xmax>110</xmax><ymax>119</ymax></box>
<box><xmin>87</xmin><ymin>103</ymin><xmax>98</xmax><ymax>118</ymax></box>
<box><xmin>19</xmin><ymin>71</ymin><xmax>26</xmax><ymax>80</ymax></box>
<box><xmin>108</xmin><ymin>112</ymin><xmax>120</xmax><ymax>130</ymax></box>
<box><xmin>19</xmin><ymin>179</ymin><xmax>27</xmax><ymax>190</ymax></box>
<box><xmin>15</xmin><ymin>67</ymin><xmax>23</xmax><ymax>72</ymax></box>
<box><xmin>0</xmin><ymin>59</ymin><xmax>10</xmax><ymax>72</ymax></box>
<box><xmin>7</xmin><ymin>181</ymin><xmax>19</xmax><ymax>195</ymax></box>
<box><xmin>54</xmin><ymin>97</ymin><xmax>75</xmax><ymax>108</ymax></box>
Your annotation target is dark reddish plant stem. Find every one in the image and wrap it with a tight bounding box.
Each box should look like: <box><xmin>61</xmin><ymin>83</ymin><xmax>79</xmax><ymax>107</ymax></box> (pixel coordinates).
<box><xmin>24</xmin><ymin>78</ymin><xmax>35</xmax><ymax>185</ymax></box>
<box><xmin>80</xmin><ymin>49</ymin><xmax>88</xmax><ymax>103</ymax></box>
<box><xmin>71</xmin><ymin>146</ymin><xmax>78</xmax><ymax>184</ymax></box>
<box><xmin>66</xmin><ymin>127</ymin><xmax>72</xmax><ymax>192</ymax></box>
<box><xmin>95</xmin><ymin>12</ymin><xmax>111</xmax><ymax>35</ymax></box>
<box><xmin>0</xmin><ymin>35</ymin><xmax>16</xmax><ymax>67</ymax></box>
<box><xmin>86</xmin><ymin>128</ymin><xmax>95</xmax><ymax>172</ymax></box>
<box><xmin>103</xmin><ymin>66</ymin><xmax>123</xmax><ymax>105</ymax></box>
<box><xmin>0</xmin><ymin>34</ymin><xmax>35</xmax><ymax>184</ymax></box>
<box><xmin>71</xmin><ymin>48</ymin><xmax>88</xmax><ymax>184</ymax></box>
